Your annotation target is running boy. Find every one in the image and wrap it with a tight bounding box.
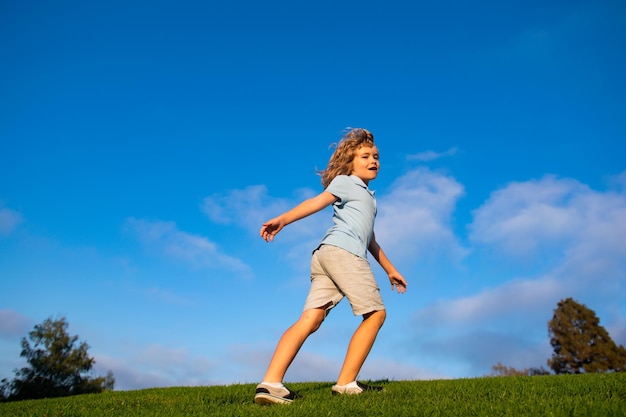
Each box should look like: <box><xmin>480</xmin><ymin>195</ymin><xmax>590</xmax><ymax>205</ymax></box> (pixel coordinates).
<box><xmin>254</xmin><ymin>128</ymin><xmax>407</xmax><ymax>405</ymax></box>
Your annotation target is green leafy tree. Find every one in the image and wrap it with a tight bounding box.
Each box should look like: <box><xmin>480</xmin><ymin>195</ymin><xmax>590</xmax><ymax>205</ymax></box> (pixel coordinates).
<box><xmin>548</xmin><ymin>298</ymin><xmax>626</xmax><ymax>374</ymax></box>
<box><xmin>1</xmin><ymin>316</ymin><xmax>114</xmax><ymax>401</ymax></box>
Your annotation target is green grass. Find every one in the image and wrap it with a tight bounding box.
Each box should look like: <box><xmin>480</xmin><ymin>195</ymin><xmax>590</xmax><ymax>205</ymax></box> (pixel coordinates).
<box><xmin>1</xmin><ymin>374</ymin><xmax>625</xmax><ymax>416</ymax></box>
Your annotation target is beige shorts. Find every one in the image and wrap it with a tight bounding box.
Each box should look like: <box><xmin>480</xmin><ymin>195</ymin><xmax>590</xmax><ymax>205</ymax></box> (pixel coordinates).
<box><xmin>304</xmin><ymin>244</ymin><xmax>385</xmax><ymax>316</ymax></box>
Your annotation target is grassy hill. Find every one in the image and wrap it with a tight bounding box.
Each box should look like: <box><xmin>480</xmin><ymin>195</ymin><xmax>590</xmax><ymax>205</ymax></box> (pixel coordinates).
<box><xmin>1</xmin><ymin>373</ymin><xmax>625</xmax><ymax>416</ymax></box>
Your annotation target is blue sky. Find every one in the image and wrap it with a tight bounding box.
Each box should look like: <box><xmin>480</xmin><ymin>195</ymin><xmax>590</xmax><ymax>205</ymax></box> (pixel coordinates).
<box><xmin>1</xmin><ymin>0</ymin><xmax>625</xmax><ymax>390</ymax></box>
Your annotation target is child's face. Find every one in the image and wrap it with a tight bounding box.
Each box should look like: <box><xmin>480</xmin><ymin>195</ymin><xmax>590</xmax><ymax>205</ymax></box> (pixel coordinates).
<box><xmin>350</xmin><ymin>144</ymin><xmax>379</xmax><ymax>185</ymax></box>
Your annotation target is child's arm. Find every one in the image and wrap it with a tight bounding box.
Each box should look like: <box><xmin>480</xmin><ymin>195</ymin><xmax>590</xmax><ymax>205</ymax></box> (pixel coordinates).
<box><xmin>260</xmin><ymin>191</ymin><xmax>338</xmax><ymax>242</ymax></box>
<box><xmin>368</xmin><ymin>233</ymin><xmax>407</xmax><ymax>294</ymax></box>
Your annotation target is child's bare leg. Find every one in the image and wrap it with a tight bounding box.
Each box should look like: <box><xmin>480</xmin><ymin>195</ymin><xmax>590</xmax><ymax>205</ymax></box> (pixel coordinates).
<box><xmin>336</xmin><ymin>309</ymin><xmax>386</xmax><ymax>385</ymax></box>
<box><xmin>262</xmin><ymin>308</ymin><xmax>327</xmax><ymax>382</ymax></box>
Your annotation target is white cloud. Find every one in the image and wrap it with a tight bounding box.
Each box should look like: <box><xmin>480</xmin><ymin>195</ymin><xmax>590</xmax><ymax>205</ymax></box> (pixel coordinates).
<box><xmin>469</xmin><ymin>175</ymin><xmax>626</xmax><ymax>259</ymax></box>
<box><xmin>202</xmin><ymin>185</ymin><xmax>272</xmax><ymax>226</ymax></box>
<box><xmin>407</xmin><ymin>173</ymin><xmax>626</xmax><ymax>376</ymax></box>
<box><xmin>201</xmin><ymin>169</ymin><xmax>468</xmax><ymax>268</ymax></box>
<box><xmin>407</xmin><ymin>147</ymin><xmax>458</xmax><ymax>162</ymax></box>
<box><xmin>376</xmin><ymin>167</ymin><xmax>468</xmax><ymax>262</ymax></box>
<box><xmin>414</xmin><ymin>276</ymin><xmax>562</xmax><ymax>327</ymax></box>
<box><xmin>202</xmin><ymin>185</ymin><xmax>321</xmax><ymax>240</ymax></box>
<box><xmin>0</xmin><ymin>207</ymin><xmax>23</xmax><ymax>237</ymax></box>
<box><xmin>125</xmin><ymin>217</ymin><xmax>253</xmax><ymax>278</ymax></box>
<box><xmin>202</xmin><ymin>185</ymin><xmax>335</xmax><ymax>270</ymax></box>
<box><xmin>409</xmin><ymin>283</ymin><xmax>557</xmax><ymax>376</ymax></box>
<box><xmin>196</xmin><ymin>172</ymin><xmax>626</xmax><ymax>381</ymax></box>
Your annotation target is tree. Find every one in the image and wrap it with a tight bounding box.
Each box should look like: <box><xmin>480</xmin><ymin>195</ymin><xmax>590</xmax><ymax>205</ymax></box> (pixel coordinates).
<box><xmin>548</xmin><ymin>298</ymin><xmax>626</xmax><ymax>374</ymax></box>
<box><xmin>1</xmin><ymin>316</ymin><xmax>114</xmax><ymax>401</ymax></box>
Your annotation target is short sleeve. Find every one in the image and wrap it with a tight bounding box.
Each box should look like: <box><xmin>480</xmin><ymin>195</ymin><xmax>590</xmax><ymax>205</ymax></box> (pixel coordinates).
<box><xmin>325</xmin><ymin>175</ymin><xmax>352</xmax><ymax>203</ymax></box>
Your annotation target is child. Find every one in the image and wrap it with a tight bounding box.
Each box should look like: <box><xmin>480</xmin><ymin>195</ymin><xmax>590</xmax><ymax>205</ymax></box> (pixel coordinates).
<box><xmin>254</xmin><ymin>128</ymin><xmax>407</xmax><ymax>405</ymax></box>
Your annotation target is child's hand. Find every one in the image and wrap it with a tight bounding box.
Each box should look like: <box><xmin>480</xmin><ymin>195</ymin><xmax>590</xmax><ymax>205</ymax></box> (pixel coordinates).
<box><xmin>260</xmin><ymin>217</ymin><xmax>285</xmax><ymax>242</ymax></box>
<box><xmin>389</xmin><ymin>272</ymin><xmax>407</xmax><ymax>294</ymax></box>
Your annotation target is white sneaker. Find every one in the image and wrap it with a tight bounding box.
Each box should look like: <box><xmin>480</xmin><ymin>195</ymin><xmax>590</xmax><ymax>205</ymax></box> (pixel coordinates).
<box><xmin>254</xmin><ymin>383</ymin><xmax>299</xmax><ymax>405</ymax></box>
<box><xmin>331</xmin><ymin>381</ymin><xmax>385</xmax><ymax>395</ymax></box>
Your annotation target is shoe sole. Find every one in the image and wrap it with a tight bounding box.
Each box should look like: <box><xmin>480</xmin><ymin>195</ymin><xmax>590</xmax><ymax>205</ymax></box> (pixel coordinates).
<box><xmin>254</xmin><ymin>393</ymin><xmax>293</xmax><ymax>405</ymax></box>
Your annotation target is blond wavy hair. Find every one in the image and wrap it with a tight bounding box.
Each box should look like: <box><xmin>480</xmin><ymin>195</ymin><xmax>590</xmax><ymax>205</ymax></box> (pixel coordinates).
<box><xmin>319</xmin><ymin>128</ymin><xmax>375</xmax><ymax>188</ymax></box>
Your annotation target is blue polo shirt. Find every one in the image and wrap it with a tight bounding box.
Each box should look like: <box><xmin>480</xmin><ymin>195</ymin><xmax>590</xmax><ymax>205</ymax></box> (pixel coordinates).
<box><xmin>319</xmin><ymin>175</ymin><xmax>377</xmax><ymax>259</ymax></box>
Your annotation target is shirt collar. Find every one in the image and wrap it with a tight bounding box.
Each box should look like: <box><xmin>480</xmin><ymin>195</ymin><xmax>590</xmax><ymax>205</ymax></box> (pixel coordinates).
<box><xmin>349</xmin><ymin>175</ymin><xmax>375</xmax><ymax>196</ymax></box>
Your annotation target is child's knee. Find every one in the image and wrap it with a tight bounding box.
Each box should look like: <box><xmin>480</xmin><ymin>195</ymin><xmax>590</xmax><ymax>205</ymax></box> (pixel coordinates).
<box><xmin>364</xmin><ymin>309</ymin><xmax>386</xmax><ymax>326</ymax></box>
<box><xmin>300</xmin><ymin>308</ymin><xmax>326</xmax><ymax>333</ymax></box>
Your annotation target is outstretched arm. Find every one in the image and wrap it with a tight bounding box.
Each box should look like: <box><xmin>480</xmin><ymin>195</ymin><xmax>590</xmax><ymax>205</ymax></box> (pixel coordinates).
<box><xmin>260</xmin><ymin>191</ymin><xmax>338</xmax><ymax>242</ymax></box>
<box><xmin>368</xmin><ymin>233</ymin><xmax>407</xmax><ymax>294</ymax></box>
